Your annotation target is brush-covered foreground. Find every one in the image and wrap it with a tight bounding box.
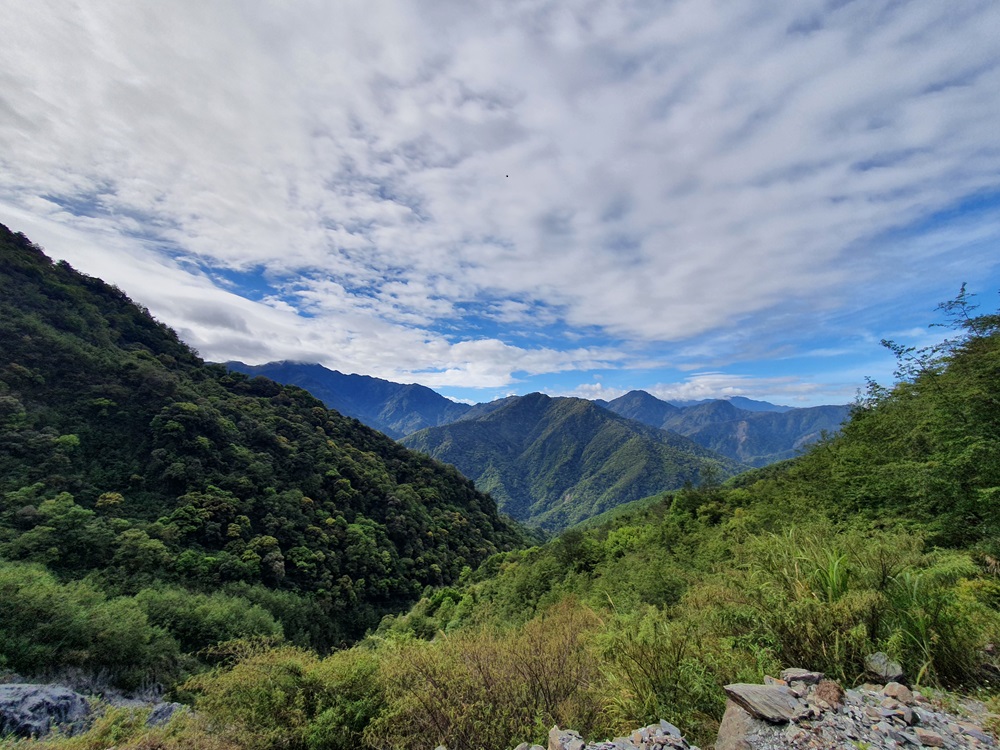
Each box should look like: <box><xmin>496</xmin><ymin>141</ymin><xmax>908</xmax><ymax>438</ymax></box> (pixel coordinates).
<box><xmin>3</xmin><ymin>248</ymin><xmax>1000</xmax><ymax>750</ymax></box>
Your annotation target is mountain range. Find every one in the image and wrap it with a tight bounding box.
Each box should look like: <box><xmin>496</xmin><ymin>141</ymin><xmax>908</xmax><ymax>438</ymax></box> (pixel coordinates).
<box><xmin>603</xmin><ymin>390</ymin><xmax>850</xmax><ymax>467</ymax></box>
<box><xmin>226</xmin><ymin>361</ymin><xmax>850</xmax><ymax>473</ymax></box>
<box><xmin>401</xmin><ymin>392</ymin><xmax>746</xmax><ymax>529</ymax></box>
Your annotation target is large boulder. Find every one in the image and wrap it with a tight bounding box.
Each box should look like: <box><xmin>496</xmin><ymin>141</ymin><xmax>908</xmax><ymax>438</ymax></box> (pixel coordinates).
<box><xmin>714</xmin><ymin>700</ymin><xmax>757</xmax><ymax>750</ymax></box>
<box><xmin>0</xmin><ymin>684</ymin><xmax>91</xmax><ymax>738</ymax></box>
<box><xmin>865</xmin><ymin>652</ymin><xmax>905</xmax><ymax>684</ymax></box>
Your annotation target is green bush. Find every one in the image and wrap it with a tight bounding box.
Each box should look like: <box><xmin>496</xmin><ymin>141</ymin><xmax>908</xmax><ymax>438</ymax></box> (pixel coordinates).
<box><xmin>135</xmin><ymin>586</ymin><xmax>283</xmax><ymax>654</ymax></box>
<box><xmin>704</xmin><ymin>526</ymin><xmax>999</xmax><ymax>687</ymax></box>
<box><xmin>184</xmin><ymin>642</ymin><xmax>382</xmax><ymax>750</ymax></box>
<box><xmin>366</xmin><ymin>599</ymin><xmax>607</xmax><ymax>750</ymax></box>
<box><xmin>0</xmin><ymin>560</ymin><xmax>179</xmax><ymax>687</ymax></box>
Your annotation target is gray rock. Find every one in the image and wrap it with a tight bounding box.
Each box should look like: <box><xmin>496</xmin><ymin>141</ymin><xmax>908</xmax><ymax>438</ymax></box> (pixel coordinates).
<box><xmin>714</xmin><ymin>700</ymin><xmax>756</xmax><ymax>750</ymax></box>
<box><xmin>0</xmin><ymin>684</ymin><xmax>91</xmax><ymax>738</ymax></box>
<box><xmin>962</xmin><ymin>726</ymin><xmax>993</xmax><ymax>743</ymax></box>
<box><xmin>914</xmin><ymin>727</ymin><xmax>946</xmax><ymax>747</ymax></box>
<box><xmin>722</xmin><ymin>683</ymin><xmax>809</xmax><ymax>723</ymax></box>
<box><xmin>146</xmin><ymin>701</ymin><xmax>186</xmax><ymax>727</ymax></box>
<box><xmin>549</xmin><ymin>726</ymin><xmax>585</xmax><ymax>750</ymax></box>
<box><xmin>610</xmin><ymin>740</ymin><xmax>639</xmax><ymax>750</ymax></box>
<box><xmin>660</xmin><ymin>719</ymin><xmax>682</xmax><ymax>738</ymax></box>
<box><xmin>866</xmin><ymin>651</ymin><xmax>905</xmax><ymax>683</ymax></box>
<box><xmin>779</xmin><ymin>668</ymin><xmax>824</xmax><ymax>685</ymax></box>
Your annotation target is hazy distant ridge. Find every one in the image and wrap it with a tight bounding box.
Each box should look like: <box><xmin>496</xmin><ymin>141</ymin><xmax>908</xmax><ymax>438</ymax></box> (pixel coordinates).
<box><xmin>225</xmin><ymin>361</ymin><xmax>471</xmax><ymax>438</ymax></box>
<box><xmin>605</xmin><ymin>390</ymin><xmax>849</xmax><ymax>467</ymax></box>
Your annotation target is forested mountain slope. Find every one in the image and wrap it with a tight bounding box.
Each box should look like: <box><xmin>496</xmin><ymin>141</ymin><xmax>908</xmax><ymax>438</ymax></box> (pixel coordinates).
<box><xmin>225</xmin><ymin>360</ymin><xmax>472</xmax><ymax>439</ymax></box>
<box><xmin>0</xmin><ymin>223</ymin><xmax>524</xmax><ymax>652</ymax></box>
<box><xmin>604</xmin><ymin>390</ymin><xmax>850</xmax><ymax>466</ymax></box>
<box><xmin>401</xmin><ymin>392</ymin><xmax>745</xmax><ymax>529</ymax></box>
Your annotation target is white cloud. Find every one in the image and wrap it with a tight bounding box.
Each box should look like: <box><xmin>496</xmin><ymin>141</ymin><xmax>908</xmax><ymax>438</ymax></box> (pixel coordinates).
<box><xmin>1</xmin><ymin>1</ymin><xmax>1000</xmax><ymax>390</ymax></box>
<box><xmin>552</xmin><ymin>382</ymin><xmax>630</xmax><ymax>402</ymax></box>
<box><xmin>0</xmin><ymin>203</ymin><xmax>625</xmax><ymax>388</ymax></box>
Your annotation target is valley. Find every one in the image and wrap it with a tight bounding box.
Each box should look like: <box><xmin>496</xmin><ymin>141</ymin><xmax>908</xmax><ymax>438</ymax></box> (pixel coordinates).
<box><xmin>226</xmin><ymin>361</ymin><xmax>849</xmax><ymax>529</ymax></box>
<box><xmin>3</xmin><ymin>224</ymin><xmax>1000</xmax><ymax>750</ymax></box>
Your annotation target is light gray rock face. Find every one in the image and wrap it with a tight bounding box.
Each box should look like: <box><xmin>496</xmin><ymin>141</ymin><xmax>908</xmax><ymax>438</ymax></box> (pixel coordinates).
<box><xmin>0</xmin><ymin>684</ymin><xmax>91</xmax><ymax>738</ymax></box>
<box><xmin>550</xmin><ymin>726</ymin><xmax>586</xmax><ymax>750</ymax></box>
<box><xmin>865</xmin><ymin>651</ymin><xmax>905</xmax><ymax>684</ymax></box>
<box><xmin>714</xmin><ymin>700</ymin><xmax>756</xmax><ymax>750</ymax></box>
<box><xmin>548</xmin><ymin>721</ymin><xmax>697</xmax><ymax>750</ymax></box>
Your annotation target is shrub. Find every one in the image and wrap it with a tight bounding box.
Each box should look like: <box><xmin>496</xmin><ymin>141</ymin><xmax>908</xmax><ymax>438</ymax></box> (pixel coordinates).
<box><xmin>135</xmin><ymin>586</ymin><xmax>283</xmax><ymax>654</ymax></box>
<box><xmin>183</xmin><ymin>642</ymin><xmax>382</xmax><ymax>750</ymax></box>
<box><xmin>0</xmin><ymin>705</ymin><xmax>244</xmax><ymax>750</ymax></box>
<box><xmin>0</xmin><ymin>560</ymin><xmax>179</xmax><ymax>688</ymax></box>
<box><xmin>366</xmin><ymin>599</ymin><xmax>606</xmax><ymax>750</ymax></box>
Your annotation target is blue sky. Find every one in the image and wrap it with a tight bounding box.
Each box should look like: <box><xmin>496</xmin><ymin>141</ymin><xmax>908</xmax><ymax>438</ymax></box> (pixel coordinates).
<box><xmin>2</xmin><ymin>1</ymin><xmax>1000</xmax><ymax>407</ymax></box>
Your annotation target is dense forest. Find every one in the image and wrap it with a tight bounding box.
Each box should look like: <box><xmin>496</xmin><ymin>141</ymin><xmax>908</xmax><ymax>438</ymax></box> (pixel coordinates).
<box><xmin>2</xmin><ymin>221</ymin><xmax>1000</xmax><ymax>750</ymax></box>
<box><xmin>0</xmin><ymin>223</ymin><xmax>525</xmax><ymax>682</ymax></box>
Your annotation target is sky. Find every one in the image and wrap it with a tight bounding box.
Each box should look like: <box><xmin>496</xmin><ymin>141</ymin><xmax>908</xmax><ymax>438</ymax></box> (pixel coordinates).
<box><xmin>2</xmin><ymin>1</ymin><xmax>1000</xmax><ymax>407</ymax></box>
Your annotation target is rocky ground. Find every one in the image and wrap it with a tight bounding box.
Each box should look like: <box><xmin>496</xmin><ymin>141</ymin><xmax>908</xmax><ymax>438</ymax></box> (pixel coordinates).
<box><xmin>543</xmin><ymin>664</ymin><xmax>999</xmax><ymax>750</ymax></box>
<box><xmin>0</xmin><ymin>682</ymin><xmax>184</xmax><ymax>739</ymax></box>
<box><xmin>4</xmin><ymin>665</ymin><xmax>998</xmax><ymax>748</ymax></box>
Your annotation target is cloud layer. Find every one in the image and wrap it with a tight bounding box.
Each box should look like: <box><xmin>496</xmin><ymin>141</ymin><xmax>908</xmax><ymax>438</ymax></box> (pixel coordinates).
<box><xmin>2</xmin><ymin>1</ymin><xmax>1000</xmax><ymax>401</ymax></box>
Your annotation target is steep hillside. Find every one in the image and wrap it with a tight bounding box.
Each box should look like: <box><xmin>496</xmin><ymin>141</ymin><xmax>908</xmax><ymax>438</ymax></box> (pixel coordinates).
<box><xmin>225</xmin><ymin>361</ymin><xmax>472</xmax><ymax>438</ymax></box>
<box><xmin>604</xmin><ymin>390</ymin><xmax>849</xmax><ymax>467</ymax></box>
<box><xmin>0</xmin><ymin>224</ymin><xmax>523</xmax><ymax>647</ymax></box>
<box><xmin>402</xmin><ymin>393</ymin><xmax>745</xmax><ymax>529</ymax></box>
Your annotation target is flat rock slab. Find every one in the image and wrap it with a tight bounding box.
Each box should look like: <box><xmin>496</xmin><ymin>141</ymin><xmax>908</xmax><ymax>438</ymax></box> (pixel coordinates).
<box><xmin>882</xmin><ymin>681</ymin><xmax>914</xmax><ymax>704</ymax></box>
<box><xmin>0</xmin><ymin>684</ymin><xmax>91</xmax><ymax>738</ymax></box>
<box><xmin>723</xmin><ymin>683</ymin><xmax>808</xmax><ymax>724</ymax></box>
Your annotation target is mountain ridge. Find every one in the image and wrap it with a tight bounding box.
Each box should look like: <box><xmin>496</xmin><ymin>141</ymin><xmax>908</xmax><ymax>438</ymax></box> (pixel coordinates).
<box><xmin>225</xmin><ymin>360</ymin><xmax>472</xmax><ymax>438</ymax></box>
<box><xmin>0</xmin><ymin>223</ymin><xmax>523</xmax><ymax>645</ymax></box>
<box><xmin>605</xmin><ymin>390</ymin><xmax>850</xmax><ymax>467</ymax></box>
<box><xmin>401</xmin><ymin>392</ymin><xmax>746</xmax><ymax>530</ymax></box>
